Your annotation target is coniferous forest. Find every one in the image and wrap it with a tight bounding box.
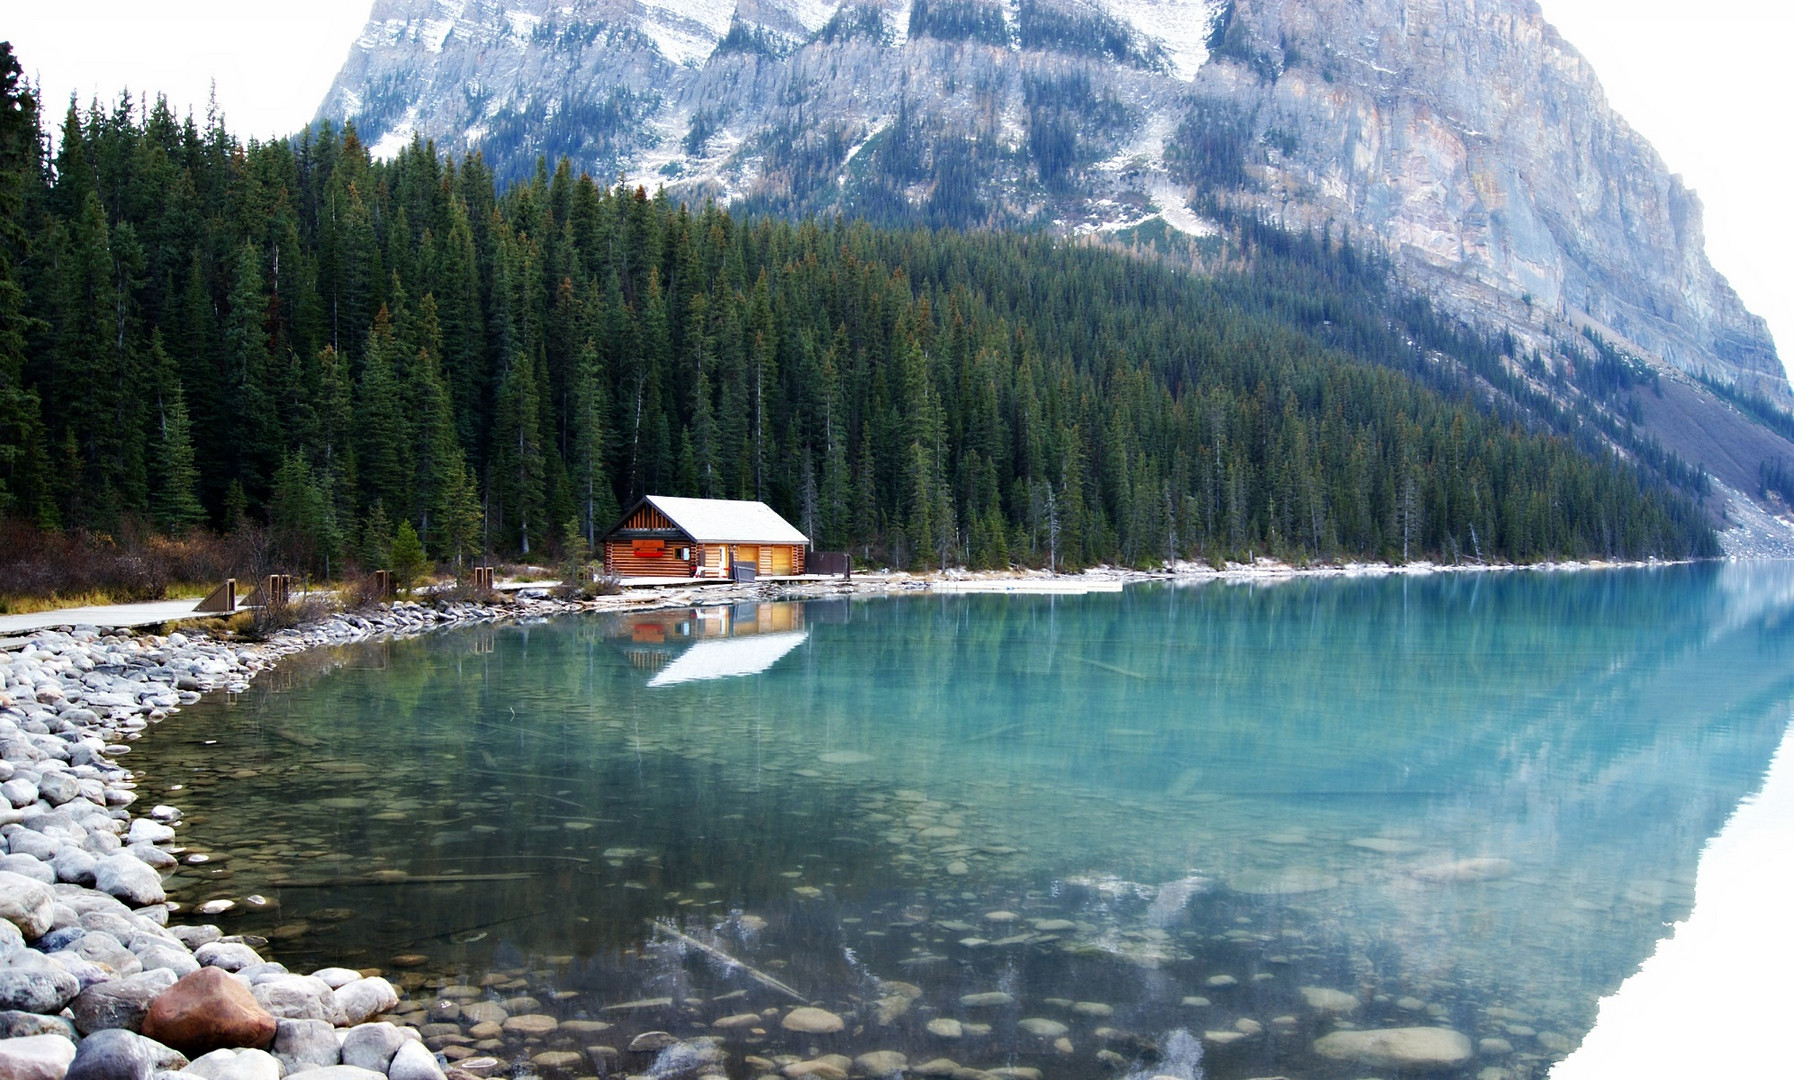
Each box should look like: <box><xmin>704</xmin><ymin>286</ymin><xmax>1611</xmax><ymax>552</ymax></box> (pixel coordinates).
<box><xmin>0</xmin><ymin>44</ymin><xmax>1717</xmax><ymax>585</ymax></box>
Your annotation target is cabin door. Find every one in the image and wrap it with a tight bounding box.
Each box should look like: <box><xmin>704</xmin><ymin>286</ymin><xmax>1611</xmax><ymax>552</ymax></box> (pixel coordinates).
<box><xmin>736</xmin><ymin>546</ymin><xmax>759</xmax><ymax>572</ymax></box>
<box><xmin>769</xmin><ymin>546</ymin><xmax>793</xmax><ymax>576</ymax></box>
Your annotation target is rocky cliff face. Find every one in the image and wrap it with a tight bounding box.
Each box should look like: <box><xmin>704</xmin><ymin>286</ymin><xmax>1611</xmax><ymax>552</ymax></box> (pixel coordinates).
<box><xmin>317</xmin><ymin>0</ymin><xmax>1788</xmax><ymax>404</ymax></box>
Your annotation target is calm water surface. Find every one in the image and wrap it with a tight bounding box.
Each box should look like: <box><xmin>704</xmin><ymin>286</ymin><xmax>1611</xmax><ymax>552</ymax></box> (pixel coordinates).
<box><xmin>130</xmin><ymin>563</ymin><xmax>1794</xmax><ymax>1079</ymax></box>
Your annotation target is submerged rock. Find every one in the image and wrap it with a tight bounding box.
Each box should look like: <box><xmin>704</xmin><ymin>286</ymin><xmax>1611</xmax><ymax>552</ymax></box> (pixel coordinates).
<box><xmin>855</xmin><ymin>1050</ymin><xmax>908</xmax><ymax>1076</ymax></box>
<box><xmin>1313</xmin><ymin>1027</ymin><xmax>1474</xmax><ymax>1069</ymax></box>
<box><xmin>1298</xmin><ymin>986</ymin><xmax>1361</xmax><ymax>1015</ymax></box>
<box><xmin>1413</xmin><ymin>857</ymin><xmax>1516</xmax><ymax>883</ymax></box>
<box><xmin>1226</xmin><ymin>867</ymin><xmax>1339</xmax><ymax>895</ymax></box>
<box><xmin>780</xmin><ymin>1007</ymin><xmax>845</xmax><ymax>1034</ymax></box>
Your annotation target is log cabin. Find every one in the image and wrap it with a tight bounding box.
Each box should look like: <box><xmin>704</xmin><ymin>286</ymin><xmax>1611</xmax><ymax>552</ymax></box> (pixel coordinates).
<box><xmin>601</xmin><ymin>496</ymin><xmax>810</xmax><ymax>579</ymax></box>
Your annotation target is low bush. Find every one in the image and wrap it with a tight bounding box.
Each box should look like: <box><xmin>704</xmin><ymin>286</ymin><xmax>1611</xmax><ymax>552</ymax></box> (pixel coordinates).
<box><xmin>0</xmin><ymin>521</ymin><xmax>267</xmax><ymax>611</ymax></box>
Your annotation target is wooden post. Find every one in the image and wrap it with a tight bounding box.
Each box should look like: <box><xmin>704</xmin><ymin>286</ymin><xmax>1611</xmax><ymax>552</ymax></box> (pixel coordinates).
<box><xmin>195</xmin><ymin>579</ymin><xmax>236</xmax><ymax>613</ymax></box>
<box><xmin>373</xmin><ymin>570</ymin><xmax>393</xmax><ymax>597</ymax></box>
<box><xmin>471</xmin><ymin>566</ymin><xmax>494</xmax><ymax>591</ymax></box>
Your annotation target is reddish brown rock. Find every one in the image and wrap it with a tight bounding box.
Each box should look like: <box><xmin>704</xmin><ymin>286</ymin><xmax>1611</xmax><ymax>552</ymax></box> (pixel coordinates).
<box><xmin>141</xmin><ymin>968</ymin><xmax>278</xmax><ymax>1054</ymax></box>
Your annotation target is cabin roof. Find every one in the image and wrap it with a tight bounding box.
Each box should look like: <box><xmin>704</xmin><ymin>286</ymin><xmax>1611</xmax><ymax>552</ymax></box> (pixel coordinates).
<box><xmin>622</xmin><ymin>495</ymin><xmax>810</xmax><ymax>545</ymax></box>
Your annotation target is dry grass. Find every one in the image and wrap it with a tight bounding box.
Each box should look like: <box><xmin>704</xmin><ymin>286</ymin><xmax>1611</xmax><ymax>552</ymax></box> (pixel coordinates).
<box><xmin>0</xmin><ymin>521</ymin><xmax>267</xmax><ymax>612</ymax></box>
<box><xmin>0</xmin><ymin>583</ymin><xmax>212</xmax><ymax>615</ymax></box>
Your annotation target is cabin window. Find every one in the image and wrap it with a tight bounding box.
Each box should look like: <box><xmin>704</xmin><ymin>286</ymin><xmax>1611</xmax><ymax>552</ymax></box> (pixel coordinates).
<box><xmin>632</xmin><ymin>540</ymin><xmax>666</xmax><ymax>557</ymax></box>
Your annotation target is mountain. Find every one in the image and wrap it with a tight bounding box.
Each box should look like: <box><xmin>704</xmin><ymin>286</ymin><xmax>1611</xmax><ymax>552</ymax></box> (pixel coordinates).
<box><xmin>318</xmin><ymin>0</ymin><xmax>1786</xmax><ymax>405</ymax></box>
<box><xmin>312</xmin><ymin>0</ymin><xmax>1794</xmax><ymax>553</ymax></box>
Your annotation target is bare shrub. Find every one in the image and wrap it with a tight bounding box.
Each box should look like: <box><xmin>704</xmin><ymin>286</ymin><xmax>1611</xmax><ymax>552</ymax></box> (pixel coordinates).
<box><xmin>342</xmin><ymin>572</ymin><xmax>391</xmax><ymax>612</ymax></box>
<box><xmin>243</xmin><ymin>593</ymin><xmax>332</xmax><ymax>641</ymax></box>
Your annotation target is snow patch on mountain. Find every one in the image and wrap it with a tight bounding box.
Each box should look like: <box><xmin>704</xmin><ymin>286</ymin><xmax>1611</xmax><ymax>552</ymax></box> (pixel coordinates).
<box><xmin>1101</xmin><ymin>0</ymin><xmax>1218</xmax><ymax>81</ymax></box>
<box><xmin>640</xmin><ymin>0</ymin><xmax>734</xmax><ymax>65</ymax></box>
<box><xmin>369</xmin><ymin>104</ymin><xmax>422</xmax><ymax>159</ymax></box>
<box><xmin>783</xmin><ymin>0</ymin><xmax>846</xmax><ymax>34</ymax></box>
<box><xmin>1151</xmin><ymin>183</ymin><xmax>1216</xmax><ymax>237</ymax></box>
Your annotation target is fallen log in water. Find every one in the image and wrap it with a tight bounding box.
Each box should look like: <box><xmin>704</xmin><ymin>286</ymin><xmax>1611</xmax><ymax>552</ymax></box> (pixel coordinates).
<box><xmin>267</xmin><ymin>872</ymin><xmax>535</xmax><ymax>888</ymax></box>
<box><xmin>649</xmin><ymin>919</ymin><xmax>808</xmax><ymax>1002</ymax></box>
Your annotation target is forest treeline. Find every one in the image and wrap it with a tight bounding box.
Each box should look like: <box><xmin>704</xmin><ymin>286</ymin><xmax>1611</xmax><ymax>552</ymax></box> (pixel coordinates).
<box><xmin>0</xmin><ymin>45</ymin><xmax>1716</xmax><ymax>579</ymax></box>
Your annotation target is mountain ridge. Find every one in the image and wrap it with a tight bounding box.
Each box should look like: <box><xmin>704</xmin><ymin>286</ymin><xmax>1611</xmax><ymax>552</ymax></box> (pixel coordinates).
<box><xmin>317</xmin><ymin>0</ymin><xmax>1787</xmax><ymax>414</ymax></box>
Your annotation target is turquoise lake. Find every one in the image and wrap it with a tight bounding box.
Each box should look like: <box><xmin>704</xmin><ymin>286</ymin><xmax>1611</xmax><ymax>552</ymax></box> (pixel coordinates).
<box><xmin>130</xmin><ymin>563</ymin><xmax>1794</xmax><ymax>1079</ymax></box>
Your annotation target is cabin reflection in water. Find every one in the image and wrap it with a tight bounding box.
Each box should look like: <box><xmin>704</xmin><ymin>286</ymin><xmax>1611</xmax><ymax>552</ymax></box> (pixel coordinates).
<box><xmin>608</xmin><ymin>602</ymin><xmax>807</xmax><ymax>686</ymax></box>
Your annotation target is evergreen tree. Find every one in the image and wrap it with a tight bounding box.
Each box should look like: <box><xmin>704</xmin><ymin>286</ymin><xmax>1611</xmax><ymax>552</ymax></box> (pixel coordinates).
<box><xmin>147</xmin><ymin>332</ymin><xmax>204</xmax><ymax>531</ymax></box>
<box><xmin>389</xmin><ymin>518</ymin><xmax>428</xmax><ymax>590</ymax></box>
<box><xmin>0</xmin><ymin>84</ymin><xmax>1721</xmax><ymax>570</ymax></box>
<box><xmin>491</xmin><ymin>349</ymin><xmax>547</xmax><ymax>555</ymax></box>
<box><xmin>0</xmin><ymin>45</ymin><xmax>45</xmax><ymax>518</ymax></box>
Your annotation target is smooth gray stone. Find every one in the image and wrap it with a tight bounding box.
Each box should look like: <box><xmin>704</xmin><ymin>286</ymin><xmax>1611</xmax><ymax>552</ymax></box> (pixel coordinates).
<box><xmin>77</xmin><ymin>911</ymin><xmax>136</xmax><ymax>939</ymax></box>
<box><xmin>0</xmin><ymin>1032</ymin><xmax>77</xmax><ymax>1080</ymax></box>
<box><xmin>94</xmin><ymin>853</ymin><xmax>165</xmax><ymax>907</ymax></box>
<box><xmin>275</xmin><ymin>1068</ymin><xmax>384</xmax><ymax>1080</ymax></box>
<box><xmin>183</xmin><ymin>1048</ymin><xmax>282</xmax><ymax>1080</ymax></box>
<box><xmin>82</xmin><ymin>831</ymin><xmax>121</xmax><ymax>855</ymax></box>
<box><xmin>53</xmin><ymin>886</ymin><xmax>133</xmax><ymax>920</ymax></box>
<box><xmin>66</xmin><ymin>1028</ymin><xmax>156</xmax><ymax>1080</ymax></box>
<box><xmin>0</xmin><ymin>1009</ymin><xmax>76</xmax><ymax>1039</ymax></box>
<box><xmin>131</xmin><ymin>940</ymin><xmax>199</xmax><ymax>978</ymax></box>
<box><xmin>340</xmin><ymin>1023</ymin><xmax>407</xmax><ymax>1073</ymax></box>
<box><xmin>36</xmin><ymin>918</ymin><xmax>89</xmax><ymax>954</ymax></box>
<box><xmin>6</xmin><ymin>831</ymin><xmax>60</xmax><ymax>862</ymax></box>
<box><xmin>0</xmin><ymin>963</ymin><xmax>80</xmax><ymax>1013</ymax></box>
<box><xmin>331</xmin><ymin>978</ymin><xmax>396</xmax><ymax>1025</ymax></box>
<box><xmin>0</xmin><ymin>854</ymin><xmax>55</xmax><ymax>885</ymax></box>
<box><xmin>39</xmin><ymin>950</ymin><xmax>112</xmax><ymax>992</ymax></box>
<box><xmin>125</xmin><ymin>844</ymin><xmax>178</xmax><ymax>870</ymax></box>
<box><xmin>71</xmin><ymin>930</ymin><xmax>143</xmax><ymax>975</ymax></box>
<box><xmin>271</xmin><ymin>1018</ymin><xmax>340</xmax><ymax>1074</ymax></box>
<box><xmin>168</xmin><ymin>925</ymin><xmax>220</xmax><ymax>950</ymax></box>
<box><xmin>386</xmin><ymin>1040</ymin><xmax>445</xmax><ymax>1080</ymax></box>
<box><xmin>192</xmin><ymin>942</ymin><xmax>261</xmax><ymax>972</ymax></box>
<box><xmin>251</xmin><ymin>975</ymin><xmax>345</xmax><ymax>1025</ymax></box>
<box><xmin>236</xmin><ymin>963</ymin><xmax>289</xmax><ymax>984</ymax></box>
<box><xmin>71</xmin><ymin>967</ymin><xmax>178</xmax><ymax>1034</ymax></box>
<box><xmin>51</xmin><ymin>847</ymin><xmax>97</xmax><ymax>886</ymax></box>
<box><xmin>37</xmin><ymin>774</ymin><xmax>80</xmax><ymax>807</ymax></box>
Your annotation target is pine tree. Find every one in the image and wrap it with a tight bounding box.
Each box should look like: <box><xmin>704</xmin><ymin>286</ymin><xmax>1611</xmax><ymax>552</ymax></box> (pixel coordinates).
<box><xmin>567</xmin><ymin>338</ymin><xmax>615</xmax><ymax>545</ymax></box>
<box><xmin>221</xmin><ymin>241</ymin><xmax>280</xmax><ymax>505</ymax></box>
<box><xmin>0</xmin><ymin>45</ymin><xmax>46</xmax><ymax>518</ymax></box>
<box><xmin>353</xmin><ymin>307</ymin><xmax>410</xmax><ymax>515</ymax></box>
<box><xmin>269</xmin><ymin>452</ymin><xmax>340</xmax><ymax>578</ymax></box>
<box><xmin>147</xmin><ymin>332</ymin><xmax>204</xmax><ymax>531</ymax></box>
<box><xmin>492</xmin><ymin>350</ymin><xmax>547</xmax><ymax>555</ymax></box>
<box><xmin>389</xmin><ymin>518</ymin><xmax>428</xmax><ymax>590</ymax></box>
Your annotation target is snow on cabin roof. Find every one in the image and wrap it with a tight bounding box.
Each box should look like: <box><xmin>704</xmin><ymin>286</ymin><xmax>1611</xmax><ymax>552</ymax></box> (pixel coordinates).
<box><xmin>642</xmin><ymin>495</ymin><xmax>810</xmax><ymax>545</ymax></box>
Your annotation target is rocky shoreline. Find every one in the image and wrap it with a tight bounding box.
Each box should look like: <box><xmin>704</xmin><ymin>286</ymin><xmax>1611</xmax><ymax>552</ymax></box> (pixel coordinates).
<box><xmin>0</xmin><ymin>596</ymin><xmax>620</xmax><ymax>1080</ymax></box>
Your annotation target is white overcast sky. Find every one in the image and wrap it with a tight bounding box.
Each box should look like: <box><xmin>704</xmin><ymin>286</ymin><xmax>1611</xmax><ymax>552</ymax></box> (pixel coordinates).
<box><xmin>3</xmin><ymin>0</ymin><xmax>1791</xmax><ymax>374</ymax></box>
